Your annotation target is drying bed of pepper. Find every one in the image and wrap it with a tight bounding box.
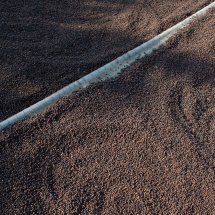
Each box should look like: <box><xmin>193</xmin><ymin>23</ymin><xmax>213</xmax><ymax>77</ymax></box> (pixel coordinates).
<box><xmin>1</xmin><ymin>6</ymin><xmax>215</xmax><ymax>215</ymax></box>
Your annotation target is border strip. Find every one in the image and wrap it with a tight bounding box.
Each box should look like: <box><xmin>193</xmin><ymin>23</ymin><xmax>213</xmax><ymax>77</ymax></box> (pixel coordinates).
<box><xmin>1</xmin><ymin>1</ymin><xmax>215</xmax><ymax>131</ymax></box>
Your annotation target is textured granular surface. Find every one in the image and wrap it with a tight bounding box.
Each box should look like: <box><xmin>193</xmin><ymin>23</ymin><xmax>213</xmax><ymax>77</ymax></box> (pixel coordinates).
<box><xmin>0</xmin><ymin>0</ymin><xmax>214</xmax><ymax>120</ymax></box>
<box><xmin>1</xmin><ymin>7</ymin><xmax>215</xmax><ymax>215</ymax></box>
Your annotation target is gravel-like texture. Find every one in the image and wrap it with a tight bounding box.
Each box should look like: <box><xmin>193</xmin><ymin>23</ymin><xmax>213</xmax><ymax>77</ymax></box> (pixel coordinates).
<box><xmin>1</xmin><ymin>6</ymin><xmax>215</xmax><ymax>215</ymax></box>
<box><xmin>0</xmin><ymin>0</ymin><xmax>214</xmax><ymax>121</ymax></box>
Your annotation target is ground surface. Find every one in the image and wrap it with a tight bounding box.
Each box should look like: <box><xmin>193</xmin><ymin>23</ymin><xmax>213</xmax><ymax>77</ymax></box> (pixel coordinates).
<box><xmin>0</xmin><ymin>0</ymin><xmax>214</xmax><ymax>120</ymax></box>
<box><xmin>1</xmin><ymin>5</ymin><xmax>215</xmax><ymax>215</ymax></box>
